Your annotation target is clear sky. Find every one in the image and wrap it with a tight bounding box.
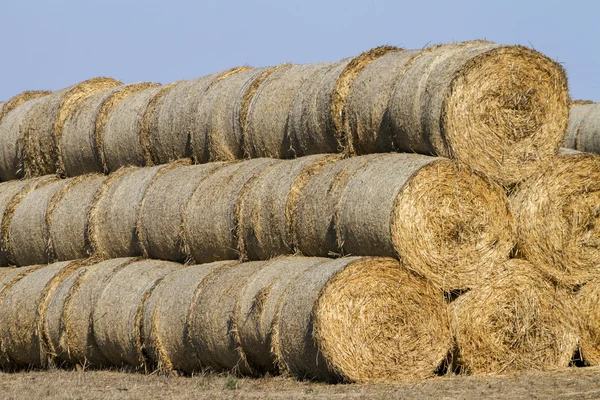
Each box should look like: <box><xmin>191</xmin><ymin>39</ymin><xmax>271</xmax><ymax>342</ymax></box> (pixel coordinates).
<box><xmin>1</xmin><ymin>0</ymin><xmax>598</xmax><ymax>101</ymax></box>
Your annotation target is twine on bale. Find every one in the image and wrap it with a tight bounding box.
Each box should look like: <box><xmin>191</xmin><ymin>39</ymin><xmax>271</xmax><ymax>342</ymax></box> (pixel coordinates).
<box><xmin>450</xmin><ymin>259</ymin><xmax>580</xmax><ymax>374</ymax></box>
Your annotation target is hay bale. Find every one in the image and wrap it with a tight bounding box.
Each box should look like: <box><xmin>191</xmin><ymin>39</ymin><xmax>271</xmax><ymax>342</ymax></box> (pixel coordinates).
<box><xmin>389</xmin><ymin>41</ymin><xmax>569</xmax><ymax>187</ymax></box>
<box><xmin>142</xmin><ymin>260</ymin><xmax>235</xmax><ymax>372</ymax></box>
<box><xmin>245</xmin><ymin>63</ymin><xmax>332</xmax><ymax>158</ymax></box>
<box><xmin>0</xmin><ymin>96</ymin><xmax>50</xmax><ymax>181</ymax></box>
<box><xmin>92</xmin><ymin>259</ymin><xmax>181</xmax><ymax>369</ymax></box>
<box><xmin>563</xmin><ymin>104</ymin><xmax>594</xmax><ymax>150</ymax></box>
<box><xmin>193</xmin><ymin>68</ymin><xmax>271</xmax><ymax>162</ymax></box>
<box><xmin>576</xmin><ymin>275</ymin><xmax>600</xmax><ymax>365</ymax></box>
<box><xmin>22</xmin><ymin>78</ymin><xmax>121</xmax><ymax>177</ymax></box>
<box><xmin>47</xmin><ymin>174</ymin><xmax>106</xmax><ymax>261</ymax></box>
<box><xmin>0</xmin><ymin>90</ymin><xmax>51</xmax><ymax>123</ymax></box>
<box><xmin>60</xmin><ymin>257</ymin><xmax>136</xmax><ymax>367</ymax></box>
<box><xmin>0</xmin><ymin>260</ymin><xmax>85</xmax><ymax>367</ymax></box>
<box><xmin>138</xmin><ymin>162</ymin><xmax>225</xmax><ymax>262</ymax></box>
<box><xmin>187</xmin><ymin>260</ymin><xmax>262</xmax><ymax>374</ymax></box>
<box><xmin>61</xmin><ymin>83</ymin><xmax>159</xmax><ymax>177</ymax></box>
<box><xmin>183</xmin><ymin>158</ymin><xmax>280</xmax><ymax>264</ymax></box>
<box><xmin>236</xmin><ymin>154</ymin><xmax>339</xmax><ymax>260</ymax></box>
<box><xmin>564</xmin><ymin>104</ymin><xmax>600</xmax><ymax>154</ymax></box>
<box><xmin>100</xmin><ymin>85</ymin><xmax>163</xmax><ymax>172</ymax></box>
<box><xmin>236</xmin><ymin>257</ymin><xmax>329</xmax><ymax>373</ymax></box>
<box><xmin>450</xmin><ymin>259</ymin><xmax>580</xmax><ymax>374</ymax></box>
<box><xmin>511</xmin><ymin>153</ymin><xmax>600</xmax><ymax>287</ymax></box>
<box><xmin>7</xmin><ymin>179</ymin><xmax>71</xmax><ymax>266</ymax></box>
<box><xmin>274</xmin><ymin>256</ymin><xmax>452</xmax><ymax>383</ymax></box>
<box><xmin>89</xmin><ymin>163</ymin><xmax>182</xmax><ymax>259</ymax></box>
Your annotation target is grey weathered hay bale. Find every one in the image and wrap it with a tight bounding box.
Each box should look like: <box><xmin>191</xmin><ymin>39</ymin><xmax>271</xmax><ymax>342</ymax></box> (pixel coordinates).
<box><xmin>47</xmin><ymin>174</ymin><xmax>106</xmax><ymax>261</ymax></box>
<box><xmin>344</xmin><ymin>50</ymin><xmax>419</xmax><ymax>154</ymax></box>
<box><xmin>138</xmin><ymin>162</ymin><xmax>225</xmax><ymax>262</ymax></box>
<box><xmin>236</xmin><ymin>154</ymin><xmax>339</xmax><ymax>260</ymax></box>
<box><xmin>142</xmin><ymin>260</ymin><xmax>234</xmax><ymax>372</ymax></box>
<box><xmin>188</xmin><ymin>260</ymin><xmax>262</xmax><ymax>374</ymax></box>
<box><xmin>193</xmin><ymin>68</ymin><xmax>270</xmax><ymax>162</ymax></box>
<box><xmin>273</xmin><ymin>257</ymin><xmax>452</xmax><ymax>383</ymax></box>
<box><xmin>451</xmin><ymin>259</ymin><xmax>580</xmax><ymax>374</ymax></box>
<box><xmin>61</xmin><ymin>83</ymin><xmax>159</xmax><ymax>177</ymax></box>
<box><xmin>245</xmin><ymin>63</ymin><xmax>333</xmax><ymax>158</ymax></box>
<box><xmin>563</xmin><ymin>103</ymin><xmax>600</xmax><ymax>154</ymax></box>
<box><xmin>511</xmin><ymin>152</ymin><xmax>600</xmax><ymax>287</ymax></box>
<box><xmin>576</xmin><ymin>275</ymin><xmax>600</xmax><ymax>365</ymax></box>
<box><xmin>22</xmin><ymin>78</ymin><xmax>121</xmax><ymax>177</ymax></box>
<box><xmin>237</xmin><ymin>257</ymin><xmax>329</xmax><ymax>373</ymax></box>
<box><xmin>93</xmin><ymin>259</ymin><xmax>181</xmax><ymax>369</ymax></box>
<box><xmin>60</xmin><ymin>257</ymin><xmax>136</xmax><ymax>367</ymax></box>
<box><xmin>100</xmin><ymin>85</ymin><xmax>163</xmax><ymax>172</ymax></box>
<box><xmin>287</xmin><ymin>60</ymin><xmax>352</xmax><ymax>157</ymax></box>
<box><xmin>7</xmin><ymin>179</ymin><xmax>71</xmax><ymax>266</ymax></box>
<box><xmin>389</xmin><ymin>41</ymin><xmax>569</xmax><ymax>187</ymax></box>
<box><xmin>89</xmin><ymin>163</ymin><xmax>182</xmax><ymax>259</ymax></box>
<box><xmin>0</xmin><ymin>180</ymin><xmax>38</xmax><ymax>266</ymax></box>
<box><xmin>0</xmin><ymin>90</ymin><xmax>51</xmax><ymax>123</ymax></box>
<box><xmin>0</xmin><ymin>96</ymin><xmax>50</xmax><ymax>181</ymax></box>
<box><xmin>0</xmin><ymin>260</ymin><xmax>84</xmax><ymax>367</ymax></box>
<box><xmin>183</xmin><ymin>158</ymin><xmax>280</xmax><ymax>264</ymax></box>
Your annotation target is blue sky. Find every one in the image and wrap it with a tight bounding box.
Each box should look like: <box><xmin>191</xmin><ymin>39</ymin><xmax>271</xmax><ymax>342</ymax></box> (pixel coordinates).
<box><xmin>1</xmin><ymin>0</ymin><xmax>598</xmax><ymax>101</ymax></box>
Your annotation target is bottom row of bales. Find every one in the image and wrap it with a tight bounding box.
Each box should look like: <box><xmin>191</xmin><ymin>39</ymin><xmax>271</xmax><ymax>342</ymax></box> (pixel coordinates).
<box><xmin>0</xmin><ymin>255</ymin><xmax>593</xmax><ymax>382</ymax></box>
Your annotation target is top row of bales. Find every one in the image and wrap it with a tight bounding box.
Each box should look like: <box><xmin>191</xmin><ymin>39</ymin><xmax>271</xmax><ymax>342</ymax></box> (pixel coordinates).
<box><xmin>0</xmin><ymin>40</ymin><xmax>569</xmax><ymax>188</ymax></box>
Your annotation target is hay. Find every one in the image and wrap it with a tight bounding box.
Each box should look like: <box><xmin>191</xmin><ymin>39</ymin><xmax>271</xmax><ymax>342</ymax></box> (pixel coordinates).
<box><xmin>92</xmin><ymin>259</ymin><xmax>181</xmax><ymax>369</ymax></box>
<box><xmin>274</xmin><ymin>256</ymin><xmax>452</xmax><ymax>383</ymax></box>
<box><xmin>563</xmin><ymin>103</ymin><xmax>600</xmax><ymax>153</ymax></box>
<box><xmin>89</xmin><ymin>163</ymin><xmax>181</xmax><ymax>259</ymax></box>
<box><xmin>7</xmin><ymin>179</ymin><xmax>71</xmax><ymax>266</ymax></box>
<box><xmin>61</xmin><ymin>83</ymin><xmax>159</xmax><ymax>177</ymax></box>
<box><xmin>142</xmin><ymin>260</ymin><xmax>234</xmax><ymax>372</ymax></box>
<box><xmin>572</xmin><ymin>100</ymin><xmax>594</xmax><ymax>105</ymax></box>
<box><xmin>22</xmin><ymin>77</ymin><xmax>121</xmax><ymax>177</ymax></box>
<box><xmin>187</xmin><ymin>260</ymin><xmax>262</xmax><ymax>374</ymax></box>
<box><xmin>0</xmin><ymin>90</ymin><xmax>51</xmax><ymax>123</ymax></box>
<box><xmin>390</xmin><ymin>41</ymin><xmax>569</xmax><ymax>187</ymax></box>
<box><xmin>47</xmin><ymin>174</ymin><xmax>106</xmax><ymax>261</ymax></box>
<box><xmin>236</xmin><ymin>257</ymin><xmax>329</xmax><ymax>373</ymax></box>
<box><xmin>511</xmin><ymin>152</ymin><xmax>600</xmax><ymax>287</ymax></box>
<box><xmin>576</xmin><ymin>275</ymin><xmax>600</xmax><ymax>365</ymax></box>
<box><xmin>245</xmin><ymin>63</ymin><xmax>331</xmax><ymax>158</ymax></box>
<box><xmin>183</xmin><ymin>158</ymin><xmax>279</xmax><ymax>264</ymax></box>
<box><xmin>60</xmin><ymin>257</ymin><xmax>136</xmax><ymax>367</ymax></box>
<box><xmin>193</xmin><ymin>68</ymin><xmax>270</xmax><ymax>162</ymax></box>
<box><xmin>100</xmin><ymin>85</ymin><xmax>163</xmax><ymax>172</ymax></box>
<box><xmin>138</xmin><ymin>162</ymin><xmax>225</xmax><ymax>262</ymax></box>
<box><xmin>0</xmin><ymin>96</ymin><xmax>50</xmax><ymax>181</ymax></box>
<box><xmin>450</xmin><ymin>259</ymin><xmax>580</xmax><ymax>374</ymax></box>
<box><xmin>236</xmin><ymin>154</ymin><xmax>338</xmax><ymax>260</ymax></box>
<box><xmin>0</xmin><ymin>180</ymin><xmax>37</xmax><ymax>266</ymax></box>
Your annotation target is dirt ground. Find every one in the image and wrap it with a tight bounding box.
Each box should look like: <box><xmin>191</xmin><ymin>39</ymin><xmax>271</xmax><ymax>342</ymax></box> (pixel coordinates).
<box><xmin>0</xmin><ymin>367</ymin><xmax>599</xmax><ymax>400</ymax></box>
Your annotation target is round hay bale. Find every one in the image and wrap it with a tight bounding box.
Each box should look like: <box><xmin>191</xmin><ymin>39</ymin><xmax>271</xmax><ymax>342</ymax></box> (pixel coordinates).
<box><xmin>100</xmin><ymin>85</ymin><xmax>163</xmax><ymax>172</ymax></box>
<box><xmin>183</xmin><ymin>158</ymin><xmax>280</xmax><ymax>264</ymax></box>
<box><xmin>389</xmin><ymin>41</ymin><xmax>569</xmax><ymax>187</ymax></box>
<box><xmin>60</xmin><ymin>257</ymin><xmax>136</xmax><ymax>368</ymax></box>
<box><xmin>0</xmin><ymin>90</ymin><xmax>51</xmax><ymax>123</ymax></box>
<box><xmin>22</xmin><ymin>77</ymin><xmax>121</xmax><ymax>177</ymax></box>
<box><xmin>89</xmin><ymin>163</ymin><xmax>182</xmax><ymax>259</ymax></box>
<box><xmin>0</xmin><ymin>96</ymin><xmax>50</xmax><ymax>181</ymax></box>
<box><xmin>7</xmin><ymin>178</ymin><xmax>71</xmax><ymax>266</ymax></box>
<box><xmin>511</xmin><ymin>153</ymin><xmax>600</xmax><ymax>287</ymax></box>
<box><xmin>193</xmin><ymin>67</ymin><xmax>270</xmax><ymax>162</ymax></box>
<box><xmin>568</xmin><ymin>104</ymin><xmax>600</xmax><ymax>154</ymax></box>
<box><xmin>61</xmin><ymin>83</ymin><xmax>159</xmax><ymax>177</ymax></box>
<box><xmin>287</xmin><ymin>60</ymin><xmax>352</xmax><ymax>157</ymax></box>
<box><xmin>47</xmin><ymin>174</ymin><xmax>106</xmax><ymax>261</ymax></box>
<box><xmin>236</xmin><ymin>256</ymin><xmax>329</xmax><ymax>373</ymax></box>
<box><xmin>138</xmin><ymin>162</ymin><xmax>226</xmax><ymax>262</ymax></box>
<box><xmin>450</xmin><ymin>259</ymin><xmax>580</xmax><ymax>374</ymax></box>
<box><xmin>236</xmin><ymin>154</ymin><xmax>339</xmax><ymax>260</ymax></box>
<box><xmin>142</xmin><ymin>260</ymin><xmax>234</xmax><ymax>373</ymax></box>
<box><xmin>273</xmin><ymin>256</ymin><xmax>452</xmax><ymax>383</ymax></box>
<box><xmin>187</xmin><ymin>260</ymin><xmax>262</xmax><ymax>374</ymax></box>
<box><xmin>245</xmin><ymin>63</ymin><xmax>331</xmax><ymax>158</ymax></box>
<box><xmin>339</xmin><ymin>153</ymin><xmax>514</xmax><ymax>291</ymax></box>
<box><xmin>93</xmin><ymin>259</ymin><xmax>181</xmax><ymax>369</ymax></box>
<box><xmin>563</xmin><ymin>104</ymin><xmax>595</xmax><ymax>150</ymax></box>
<box><xmin>576</xmin><ymin>275</ymin><xmax>600</xmax><ymax>365</ymax></box>
<box><xmin>0</xmin><ymin>260</ymin><xmax>84</xmax><ymax>368</ymax></box>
